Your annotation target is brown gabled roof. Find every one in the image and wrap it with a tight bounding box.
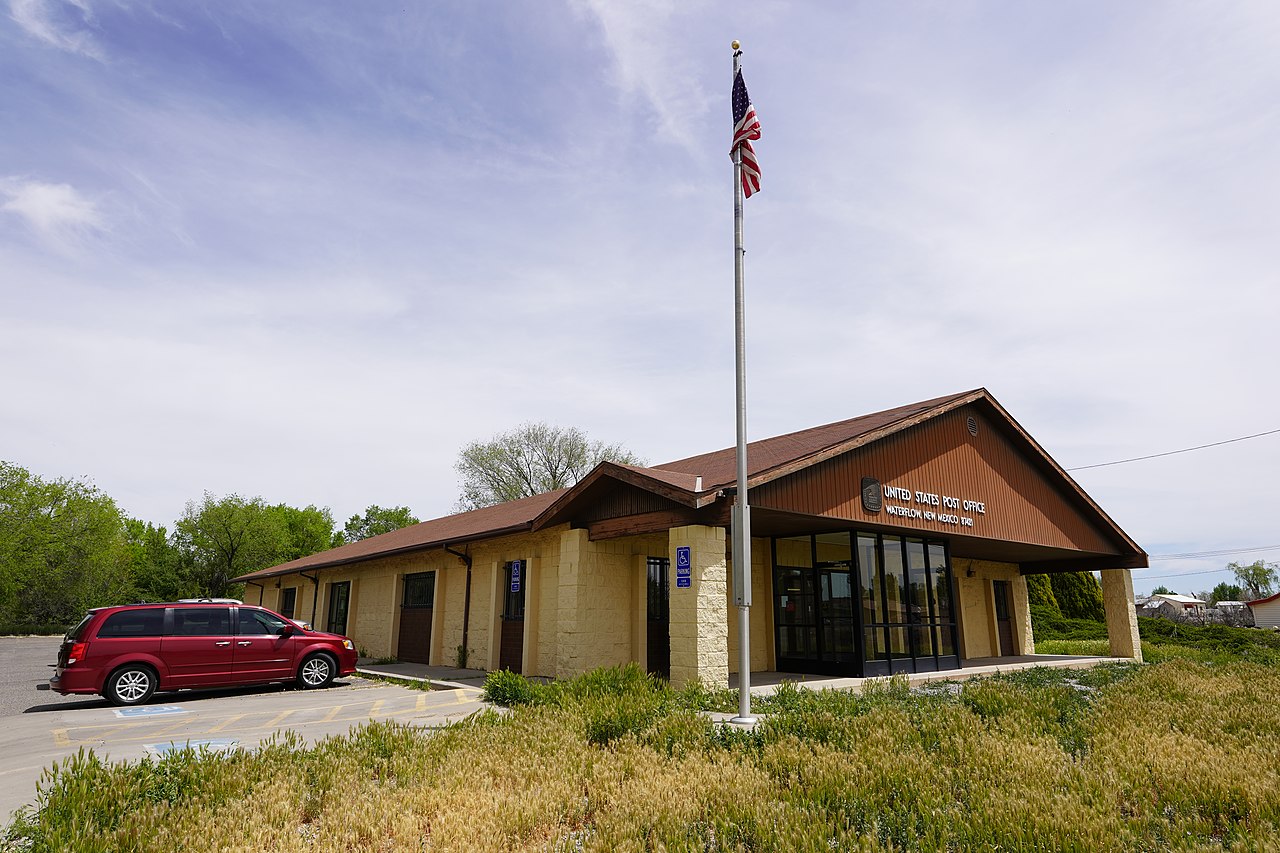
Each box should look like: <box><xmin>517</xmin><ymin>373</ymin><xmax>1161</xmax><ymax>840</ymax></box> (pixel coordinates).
<box><xmin>654</xmin><ymin>390</ymin><xmax>980</xmax><ymax>489</ymax></box>
<box><xmin>233</xmin><ymin>489</ymin><xmax>566</xmax><ymax>583</ymax></box>
<box><xmin>235</xmin><ymin>387</ymin><xmax>1143</xmax><ymax>582</ymax></box>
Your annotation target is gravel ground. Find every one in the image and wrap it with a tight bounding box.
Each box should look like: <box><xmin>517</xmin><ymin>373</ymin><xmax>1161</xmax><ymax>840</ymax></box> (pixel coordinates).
<box><xmin>0</xmin><ymin>636</ymin><xmax>102</xmax><ymax>718</ymax></box>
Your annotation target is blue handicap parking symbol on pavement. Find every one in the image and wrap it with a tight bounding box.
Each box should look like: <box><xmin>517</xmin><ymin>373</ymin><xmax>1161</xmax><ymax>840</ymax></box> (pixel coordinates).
<box><xmin>114</xmin><ymin>705</ymin><xmax>187</xmax><ymax>718</ymax></box>
<box><xmin>146</xmin><ymin>739</ymin><xmax>238</xmax><ymax>755</ymax></box>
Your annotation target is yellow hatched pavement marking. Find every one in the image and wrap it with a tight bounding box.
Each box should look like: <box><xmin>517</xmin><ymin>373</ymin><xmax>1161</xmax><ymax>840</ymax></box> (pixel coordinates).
<box><xmin>368</xmin><ymin>699</ymin><xmax>385</xmax><ymax>716</ymax></box>
<box><xmin>319</xmin><ymin>704</ymin><xmax>345</xmax><ymax>723</ymax></box>
<box><xmin>263</xmin><ymin>709</ymin><xmax>295</xmax><ymax>728</ymax></box>
<box><xmin>415</xmin><ymin>694</ymin><xmax>427</xmax><ymax>712</ymax></box>
<box><xmin>207</xmin><ymin>714</ymin><xmax>247</xmax><ymax>734</ymax></box>
<box><xmin>147</xmin><ymin>718</ymin><xmax>201</xmax><ymax>740</ymax></box>
<box><xmin>52</xmin><ymin>728</ymin><xmax>70</xmax><ymax>747</ymax></box>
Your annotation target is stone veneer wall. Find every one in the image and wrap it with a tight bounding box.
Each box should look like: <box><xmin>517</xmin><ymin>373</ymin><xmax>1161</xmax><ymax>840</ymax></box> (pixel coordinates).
<box><xmin>725</xmin><ymin>536</ymin><xmax>775</xmax><ymax>673</ymax></box>
<box><xmin>953</xmin><ymin>558</ymin><xmax>1033</xmax><ymax>658</ymax></box>
<box><xmin>667</xmin><ymin>525</ymin><xmax>729</xmax><ymax>689</ymax></box>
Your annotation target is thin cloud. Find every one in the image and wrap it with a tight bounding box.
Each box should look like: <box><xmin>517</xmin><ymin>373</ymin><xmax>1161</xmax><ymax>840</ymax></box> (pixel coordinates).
<box><xmin>1</xmin><ymin>178</ymin><xmax>105</xmax><ymax>250</ymax></box>
<box><xmin>571</xmin><ymin>0</ymin><xmax>714</xmax><ymax>153</ymax></box>
<box><xmin>8</xmin><ymin>0</ymin><xmax>104</xmax><ymax>59</ymax></box>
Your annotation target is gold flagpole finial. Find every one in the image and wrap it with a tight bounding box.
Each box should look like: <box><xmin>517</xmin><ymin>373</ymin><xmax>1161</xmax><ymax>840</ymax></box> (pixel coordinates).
<box><xmin>731</xmin><ymin>40</ymin><xmax>740</xmax><ymax>50</ymax></box>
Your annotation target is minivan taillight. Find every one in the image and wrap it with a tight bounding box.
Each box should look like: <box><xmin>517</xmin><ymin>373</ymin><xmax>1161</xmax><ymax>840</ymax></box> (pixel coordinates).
<box><xmin>67</xmin><ymin>642</ymin><xmax>88</xmax><ymax>665</ymax></box>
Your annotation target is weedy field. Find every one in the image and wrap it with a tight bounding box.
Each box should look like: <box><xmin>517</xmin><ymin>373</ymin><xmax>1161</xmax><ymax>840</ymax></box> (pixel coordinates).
<box><xmin>5</xmin><ymin>657</ymin><xmax>1280</xmax><ymax>852</ymax></box>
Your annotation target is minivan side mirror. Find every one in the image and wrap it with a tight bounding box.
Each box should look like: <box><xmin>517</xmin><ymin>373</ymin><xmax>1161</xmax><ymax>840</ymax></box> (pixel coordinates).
<box><xmin>279</xmin><ymin>624</ymin><xmax>296</xmax><ymax>637</ymax></box>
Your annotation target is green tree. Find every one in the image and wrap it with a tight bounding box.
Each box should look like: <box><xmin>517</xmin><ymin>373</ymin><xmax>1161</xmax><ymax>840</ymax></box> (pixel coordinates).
<box><xmin>1024</xmin><ymin>574</ymin><xmax>1059</xmax><ymax>616</ymax></box>
<box><xmin>1208</xmin><ymin>581</ymin><xmax>1245</xmax><ymax>605</ymax></box>
<box><xmin>1230</xmin><ymin>559</ymin><xmax>1278</xmax><ymax>600</ymax></box>
<box><xmin>271</xmin><ymin>503</ymin><xmax>338</xmax><ymax>562</ymax></box>
<box><xmin>124</xmin><ymin>518</ymin><xmax>190</xmax><ymax>602</ymax></box>
<box><xmin>455</xmin><ymin>423</ymin><xmax>645</xmax><ymax>510</ymax></box>
<box><xmin>0</xmin><ymin>461</ymin><xmax>135</xmax><ymax>629</ymax></box>
<box><xmin>175</xmin><ymin>493</ymin><xmax>288</xmax><ymax>598</ymax></box>
<box><xmin>1150</xmin><ymin>584</ymin><xmax>1174</xmax><ymax>596</ymax></box>
<box><xmin>1049</xmin><ymin>571</ymin><xmax>1105</xmax><ymax>621</ymax></box>
<box><xmin>342</xmin><ymin>505</ymin><xmax>420</xmax><ymax>543</ymax></box>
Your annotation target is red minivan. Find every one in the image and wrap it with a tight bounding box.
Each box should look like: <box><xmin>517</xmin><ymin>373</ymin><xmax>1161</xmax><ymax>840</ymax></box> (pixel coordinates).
<box><xmin>49</xmin><ymin>602</ymin><xmax>359</xmax><ymax>706</ymax></box>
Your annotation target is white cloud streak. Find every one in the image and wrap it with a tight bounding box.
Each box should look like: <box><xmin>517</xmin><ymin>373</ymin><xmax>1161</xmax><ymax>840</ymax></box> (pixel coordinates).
<box><xmin>8</xmin><ymin>0</ymin><xmax>103</xmax><ymax>58</ymax></box>
<box><xmin>1</xmin><ymin>178</ymin><xmax>105</xmax><ymax>251</ymax></box>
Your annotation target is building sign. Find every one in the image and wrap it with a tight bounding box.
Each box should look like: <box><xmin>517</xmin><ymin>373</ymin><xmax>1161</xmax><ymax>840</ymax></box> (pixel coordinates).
<box><xmin>876</xmin><ymin>481</ymin><xmax>988</xmax><ymax>528</ymax></box>
<box><xmin>861</xmin><ymin>477</ymin><xmax>882</xmax><ymax>513</ymax></box>
<box><xmin>675</xmin><ymin>546</ymin><xmax>691</xmax><ymax>588</ymax></box>
<box><xmin>510</xmin><ymin>560</ymin><xmax>522</xmax><ymax>593</ymax></box>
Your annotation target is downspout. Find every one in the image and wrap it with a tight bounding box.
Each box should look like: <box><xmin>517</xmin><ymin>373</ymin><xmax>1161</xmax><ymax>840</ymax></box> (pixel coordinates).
<box><xmin>443</xmin><ymin>543</ymin><xmax>472</xmax><ymax>667</ymax></box>
<box><xmin>300</xmin><ymin>571</ymin><xmax>320</xmax><ymax>626</ymax></box>
<box><xmin>246</xmin><ymin>581</ymin><xmax>264</xmax><ymax>605</ymax></box>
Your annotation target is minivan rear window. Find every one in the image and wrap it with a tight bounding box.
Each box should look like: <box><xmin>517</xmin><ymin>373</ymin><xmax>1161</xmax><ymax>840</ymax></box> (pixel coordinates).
<box><xmin>65</xmin><ymin>614</ymin><xmax>94</xmax><ymax>642</ymax></box>
<box><xmin>98</xmin><ymin>609</ymin><xmax>166</xmax><ymax>638</ymax></box>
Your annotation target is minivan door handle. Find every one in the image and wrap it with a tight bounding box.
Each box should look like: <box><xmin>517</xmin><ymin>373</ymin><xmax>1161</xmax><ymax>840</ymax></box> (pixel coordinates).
<box><xmin>214</xmin><ymin>641</ymin><xmax>231</xmax><ymax>646</ymax></box>
<box><xmin>237</xmin><ymin>641</ymin><xmax>252</xmax><ymax>646</ymax></box>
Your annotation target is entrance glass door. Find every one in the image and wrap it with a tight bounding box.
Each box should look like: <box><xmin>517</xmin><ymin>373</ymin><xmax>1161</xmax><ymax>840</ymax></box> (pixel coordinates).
<box><xmin>774</xmin><ymin>533</ymin><xmax>857</xmax><ymax>673</ymax></box>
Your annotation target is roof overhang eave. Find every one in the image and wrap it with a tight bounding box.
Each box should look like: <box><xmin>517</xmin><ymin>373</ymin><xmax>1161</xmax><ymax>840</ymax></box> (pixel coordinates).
<box><xmin>230</xmin><ymin>523</ymin><xmax>535</xmax><ymax>584</ymax></box>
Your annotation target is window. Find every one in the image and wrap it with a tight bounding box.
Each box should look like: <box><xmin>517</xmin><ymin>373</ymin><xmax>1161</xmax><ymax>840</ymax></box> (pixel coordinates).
<box><xmin>171</xmin><ymin>607</ymin><xmax>231</xmax><ymax>636</ymax></box>
<box><xmin>502</xmin><ymin>561</ymin><xmax>526</xmax><ymax>620</ymax></box>
<box><xmin>238</xmin><ymin>608</ymin><xmax>290</xmax><ymax>636</ymax></box>
<box><xmin>279</xmin><ymin>587</ymin><xmax>297</xmax><ymax>618</ymax></box>
<box><xmin>98</xmin><ymin>609</ymin><xmax>165</xmax><ymax>638</ymax></box>
<box><xmin>403</xmin><ymin>572</ymin><xmax>436</xmax><ymax>608</ymax></box>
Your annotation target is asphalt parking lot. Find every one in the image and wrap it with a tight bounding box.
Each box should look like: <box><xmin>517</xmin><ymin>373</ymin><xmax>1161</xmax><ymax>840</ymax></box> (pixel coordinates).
<box><xmin>0</xmin><ymin>636</ymin><xmax>489</xmax><ymax>823</ymax></box>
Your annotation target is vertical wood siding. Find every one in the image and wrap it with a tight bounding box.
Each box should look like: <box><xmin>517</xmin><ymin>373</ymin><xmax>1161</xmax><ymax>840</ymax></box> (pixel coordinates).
<box><xmin>752</xmin><ymin>407</ymin><xmax>1120</xmax><ymax>554</ymax></box>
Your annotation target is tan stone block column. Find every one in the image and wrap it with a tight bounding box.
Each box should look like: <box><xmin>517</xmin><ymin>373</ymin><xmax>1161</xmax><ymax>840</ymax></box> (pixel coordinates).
<box><xmin>1101</xmin><ymin>568</ymin><xmax>1143</xmax><ymax>662</ymax></box>
<box><xmin>668</xmin><ymin>525</ymin><xmax>728</xmax><ymax>689</ymax></box>
<box><xmin>1011</xmin><ymin>575</ymin><xmax>1035</xmax><ymax>655</ymax></box>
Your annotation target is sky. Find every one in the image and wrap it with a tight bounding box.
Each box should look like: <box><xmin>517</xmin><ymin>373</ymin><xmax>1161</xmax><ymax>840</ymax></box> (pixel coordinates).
<box><xmin>2</xmin><ymin>1</ymin><xmax>1278</xmax><ymax>597</ymax></box>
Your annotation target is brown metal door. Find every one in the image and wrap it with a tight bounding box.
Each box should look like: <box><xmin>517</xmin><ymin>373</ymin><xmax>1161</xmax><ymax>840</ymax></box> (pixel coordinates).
<box><xmin>397</xmin><ymin>573</ymin><xmax>435</xmax><ymax>664</ymax></box>
<box><xmin>499</xmin><ymin>561</ymin><xmax>525</xmax><ymax>673</ymax></box>
<box><xmin>993</xmin><ymin>580</ymin><xmax>1015</xmax><ymax>656</ymax></box>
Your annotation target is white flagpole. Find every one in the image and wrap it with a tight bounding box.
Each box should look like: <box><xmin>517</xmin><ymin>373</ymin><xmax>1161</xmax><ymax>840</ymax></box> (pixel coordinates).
<box><xmin>730</xmin><ymin>40</ymin><xmax>755</xmax><ymax>725</ymax></box>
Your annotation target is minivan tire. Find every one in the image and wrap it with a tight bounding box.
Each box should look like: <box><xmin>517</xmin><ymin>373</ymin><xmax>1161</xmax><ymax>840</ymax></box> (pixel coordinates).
<box><xmin>105</xmin><ymin>664</ymin><xmax>157</xmax><ymax>706</ymax></box>
<box><xmin>298</xmin><ymin>654</ymin><xmax>335</xmax><ymax>689</ymax></box>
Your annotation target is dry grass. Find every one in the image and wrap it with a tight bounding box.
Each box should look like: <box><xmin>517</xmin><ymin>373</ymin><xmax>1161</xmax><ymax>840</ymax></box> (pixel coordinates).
<box><xmin>7</xmin><ymin>661</ymin><xmax>1280</xmax><ymax>852</ymax></box>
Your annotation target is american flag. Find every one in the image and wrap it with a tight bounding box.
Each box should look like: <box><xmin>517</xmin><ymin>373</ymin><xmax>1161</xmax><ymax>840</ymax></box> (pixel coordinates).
<box><xmin>731</xmin><ymin>69</ymin><xmax>761</xmax><ymax>198</ymax></box>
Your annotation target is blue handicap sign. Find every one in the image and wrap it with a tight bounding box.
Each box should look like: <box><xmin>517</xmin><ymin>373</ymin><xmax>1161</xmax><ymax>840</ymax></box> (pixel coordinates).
<box><xmin>670</xmin><ymin>540</ymin><xmax>691</xmax><ymax>568</ymax></box>
<box><xmin>510</xmin><ymin>560</ymin><xmax>522</xmax><ymax>593</ymax></box>
<box><xmin>115</xmin><ymin>705</ymin><xmax>187</xmax><ymax>718</ymax></box>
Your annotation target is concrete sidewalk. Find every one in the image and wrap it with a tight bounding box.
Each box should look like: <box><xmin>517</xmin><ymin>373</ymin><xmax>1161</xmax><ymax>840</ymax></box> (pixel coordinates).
<box><xmin>728</xmin><ymin>654</ymin><xmax>1128</xmax><ymax>696</ymax></box>
<box><xmin>355</xmin><ymin>660</ymin><xmax>489</xmax><ymax>690</ymax></box>
<box><xmin>358</xmin><ymin>653</ymin><xmax>1126</xmax><ymax>696</ymax></box>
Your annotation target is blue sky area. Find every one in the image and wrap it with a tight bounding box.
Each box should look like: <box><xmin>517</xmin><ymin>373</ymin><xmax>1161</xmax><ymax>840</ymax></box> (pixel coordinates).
<box><xmin>2</xmin><ymin>1</ymin><xmax>1278</xmax><ymax>596</ymax></box>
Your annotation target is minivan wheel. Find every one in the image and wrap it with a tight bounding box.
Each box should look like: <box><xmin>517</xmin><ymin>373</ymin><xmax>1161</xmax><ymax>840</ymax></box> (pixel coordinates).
<box><xmin>298</xmin><ymin>654</ymin><xmax>335</xmax><ymax>689</ymax></box>
<box><xmin>105</xmin><ymin>665</ymin><xmax>157</xmax><ymax>706</ymax></box>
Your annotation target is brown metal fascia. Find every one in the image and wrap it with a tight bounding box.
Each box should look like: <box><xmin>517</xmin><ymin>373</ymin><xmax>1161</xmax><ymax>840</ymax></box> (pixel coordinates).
<box><xmin>976</xmin><ymin>393</ymin><xmax>1148</xmax><ymax>559</ymax></box>
<box><xmin>739</xmin><ymin>389</ymin><xmax>988</xmax><ymax>492</ymax></box>
<box><xmin>531</xmin><ymin>464</ymin><xmax>702</xmax><ymax>531</ymax></box>
<box><xmin>1021</xmin><ymin>554</ymin><xmax>1150</xmax><ymax>574</ymax></box>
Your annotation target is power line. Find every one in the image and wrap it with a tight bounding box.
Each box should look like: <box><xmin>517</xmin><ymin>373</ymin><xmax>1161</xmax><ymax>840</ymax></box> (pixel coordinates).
<box><xmin>1148</xmin><ymin>545</ymin><xmax>1280</xmax><ymax>561</ymax></box>
<box><xmin>1137</xmin><ymin>567</ymin><xmax>1244</xmax><ymax>581</ymax></box>
<box><xmin>1067</xmin><ymin>427</ymin><xmax>1280</xmax><ymax>471</ymax></box>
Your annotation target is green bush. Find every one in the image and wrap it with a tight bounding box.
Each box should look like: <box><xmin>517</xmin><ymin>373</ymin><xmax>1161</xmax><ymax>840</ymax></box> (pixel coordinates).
<box><xmin>1050</xmin><ymin>571</ymin><xmax>1106</xmax><ymax>620</ymax></box>
<box><xmin>481</xmin><ymin>668</ymin><xmax>542</xmax><ymax>706</ymax></box>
